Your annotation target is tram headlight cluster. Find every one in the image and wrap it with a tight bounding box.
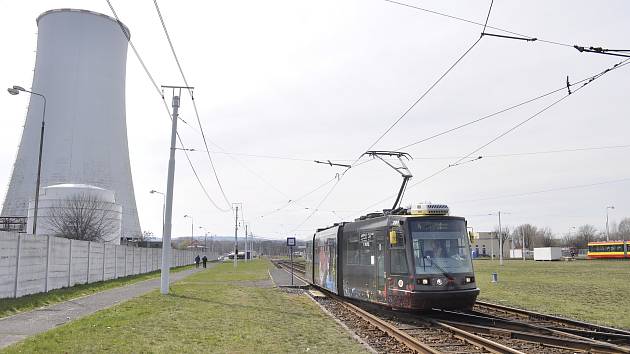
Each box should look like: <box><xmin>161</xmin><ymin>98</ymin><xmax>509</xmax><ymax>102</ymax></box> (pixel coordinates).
<box><xmin>465</xmin><ymin>276</ymin><xmax>475</xmax><ymax>284</ymax></box>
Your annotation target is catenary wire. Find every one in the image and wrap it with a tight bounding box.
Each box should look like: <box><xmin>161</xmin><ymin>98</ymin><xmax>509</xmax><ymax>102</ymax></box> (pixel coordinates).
<box><xmin>357</xmin><ymin>57</ymin><xmax>630</xmax><ymax>215</ymax></box>
<box><xmin>291</xmin><ymin>6</ymin><xmax>500</xmax><ymax>233</ymax></box>
<box><xmin>409</xmin><ymin>144</ymin><xmax>630</xmax><ymax>160</ymax></box>
<box><xmin>453</xmin><ymin>177</ymin><xmax>630</xmax><ymax>204</ymax></box>
<box><xmin>105</xmin><ymin>0</ymin><xmax>230</xmax><ymax>212</ymax></box>
<box><xmin>298</xmin><ymin>35</ymin><xmax>486</xmax><ymax>230</ymax></box>
<box><xmin>152</xmin><ymin>0</ymin><xmax>232</xmax><ymax>209</ymax></box>
<box><xmin>350</xmin><ymin>36</ymin><xmax>483</xmax><ymax>167</ymax></box>
<box><xmin>394</xmin><ymin>64</ymin><xmax>629</xmax><ymax>152</ymax></box>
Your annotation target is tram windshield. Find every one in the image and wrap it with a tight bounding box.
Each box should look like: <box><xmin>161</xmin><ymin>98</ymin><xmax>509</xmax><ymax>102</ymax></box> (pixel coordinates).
<box><xmin>410</xmin><ymin>219</ymin><xmax>473</xmax><ymax>275</ymax></box>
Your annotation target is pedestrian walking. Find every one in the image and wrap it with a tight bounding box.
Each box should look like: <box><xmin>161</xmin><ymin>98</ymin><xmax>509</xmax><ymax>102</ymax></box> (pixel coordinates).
<box><xmin>202</xmin><ymin>255</ymin><xmax>208</xmax><ymax>268</ymax></box>
<box><xmin>195</xmin><ymin>255</ymin><xmax>200</xmax><ymax>268</ymax></box>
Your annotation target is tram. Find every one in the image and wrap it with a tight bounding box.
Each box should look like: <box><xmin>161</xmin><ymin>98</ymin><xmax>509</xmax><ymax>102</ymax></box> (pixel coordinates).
<box><xmin>305</xmin><ymin>203</ymin><xmax>479</xmax><ymax>310</ymax></box>
<box><xmin>587</xmin><ymin>241</ymin><xmax>630</xmax><ymax>259</ymax></box>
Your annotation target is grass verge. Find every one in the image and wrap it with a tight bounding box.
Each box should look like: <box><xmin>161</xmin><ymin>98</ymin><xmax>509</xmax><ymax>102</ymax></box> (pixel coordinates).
<box><xmin>0</xmin><ymin>265</ymin><xmax>193</xmax><ymax>319</ymax></box>
<box><xmin>474</xmin><ymin>259</ymin><xmax>630</xmax><ymax>329</ymax></box>
<box><xmin>3</xmin><ymin>259</ymin><xmax>366</xmax><ymax>353</ymax></box>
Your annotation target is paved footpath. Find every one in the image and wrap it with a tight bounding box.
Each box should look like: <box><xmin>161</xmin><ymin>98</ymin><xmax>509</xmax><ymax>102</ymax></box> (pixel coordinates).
<box><xmin>0</xmin><ymin>265</ymin><xmax>212</xmax><ymax>349</ymax></box>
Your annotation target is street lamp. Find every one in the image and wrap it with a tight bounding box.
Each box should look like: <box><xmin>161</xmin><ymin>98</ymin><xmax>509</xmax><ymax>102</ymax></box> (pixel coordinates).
<box><xmin>184</xmin><ymin>214</ymin><xmax>194</xmax><ymax>247</ymax></box>
<box><xmin>8</xmin><ymin>85</ymin><xmax>46</xmax><ymax>235</ymax></box>
<box><xmin>149</xmin><ymin>190</ymin><xmax>165</xmax><ymax>238</ymax></box>
<box><xmin>199</xmin><ymin>226</ymin><xmax>207</xmax><ymax>252</ymax></box>
<box><xmin>606</xmin><ymin>206</ymin><xmax>615</xmax><ymax>241</ymax></box>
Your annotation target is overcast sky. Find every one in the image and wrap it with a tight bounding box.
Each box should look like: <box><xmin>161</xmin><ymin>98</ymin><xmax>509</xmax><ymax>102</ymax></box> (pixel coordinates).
<box><xmin>1</xmin><ymin>0</ymin><xmax>628</xmax><ymax>240</ymax></box>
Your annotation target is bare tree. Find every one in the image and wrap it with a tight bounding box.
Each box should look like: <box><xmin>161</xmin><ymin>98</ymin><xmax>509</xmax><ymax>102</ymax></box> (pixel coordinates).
<box><xmin>619</xmin><ymin>217</ymin><xmax>630</xmax><ymax>241</ymax></box>
<box><xmin>512</xmin><ymin>224</ymin><xmax>538</xmax><ymax>249</ymax></box>
<box><xmin>536</xmin><ymin>227</ymin><xmax>556</xmax><ymax>247</ymax></box>
<box><xmin>493</xmin><ymin>225</ymin><xmax>511</xmax><ymax>254</ymax></box>
<box><xmin>48</xmin><ymin>193</ymin><xmax>120</xmax><ymax>242</ymax></box>
<box><xmin>563</xmin><ymin>224</ymin><xmax>600</xmax><ymax>248</ymax></box>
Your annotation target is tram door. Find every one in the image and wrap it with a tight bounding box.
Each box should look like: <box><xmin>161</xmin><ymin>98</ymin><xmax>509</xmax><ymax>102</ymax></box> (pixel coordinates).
<box><xmin>376</xmin><ymin>239</ymin><xmax>385</xmax><ymax>291</ymax></box>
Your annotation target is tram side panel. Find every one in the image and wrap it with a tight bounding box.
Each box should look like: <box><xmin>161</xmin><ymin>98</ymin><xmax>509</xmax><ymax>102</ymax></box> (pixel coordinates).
<box><xmin>305</xmin><ymin>236</ymin><xmax>314</xmax><ymax>284</ymax></box>
<box><xmin>313</xmin><ymin>226</ymin><xmax>340</xmax><ymax>294</ymax></box>
<box><xmin>341</xmin><ymin>217</ymin><xmax>389</xmax><ymax>305</ymax></box>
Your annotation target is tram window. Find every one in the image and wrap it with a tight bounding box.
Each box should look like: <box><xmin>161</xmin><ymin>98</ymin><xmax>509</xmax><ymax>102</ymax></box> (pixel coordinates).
<box><xmin>390</xmin><ymin>248</ymin><xmax>408</xmax><ymax>274</ymax></box>
<box><xmin>347</xmin><ymin>236</ymin><xmax>360</xmax><ymax>265</ymax></box>
<box><xmin>360</xmin><ymin>242</ymin><xmax>372</xmax><ymax>265</ymax></box>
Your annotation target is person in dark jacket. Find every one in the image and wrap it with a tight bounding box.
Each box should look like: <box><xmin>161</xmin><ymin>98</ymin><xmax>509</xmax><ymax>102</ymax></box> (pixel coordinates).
<box><xmin>202</xmin><ymin>255</ymin><xmax>208</xmax><ymax>268</ymax></box>
<box><xmin>195</xmin><ymin>255</ymin><xmax>200</xmax><ymax>268</ymax></box>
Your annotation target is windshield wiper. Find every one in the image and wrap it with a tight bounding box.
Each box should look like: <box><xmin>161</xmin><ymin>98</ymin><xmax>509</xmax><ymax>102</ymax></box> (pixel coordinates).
<box><xmin>427</xmin><ymin>257</ymin><xmax>453</xmax><ymax>280</ymax></box>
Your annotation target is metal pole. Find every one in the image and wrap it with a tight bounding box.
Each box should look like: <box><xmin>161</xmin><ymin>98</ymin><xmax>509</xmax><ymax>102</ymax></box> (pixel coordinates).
<box><xmin>161</xmin><ymin>195</ymin><xmax>165</xmax><ymax>238</ymax></box>
<box><xmin>522</xmin><ymin>231</ymin><xmax>526</xmax><ymax>261</ymax></box>
<box><xmin>31</xmin><ymin>92</ymin><xmax>46</xmax><ymax>235</ymax></box>
<box><xmin>490</xmin><ymin>233</ymin><xmax>494</xmax><ymax>261</ymax></box>
<box><xmin>606</xmin><ymin>208</ymin><xmax>610</xmax><ymax>242</ymax></box>
<box><xmin>498</xmin><ymin>211</ymin><xmax>503</xmax><ymax>266</ymax></box>
<box><xmin>290</xmin><ymin>245</ymin><xmax>294</xmax><ymax>286</ymax></box>
<box><xmin>161</xmin><ymin>93</ymin><xmax>180</xmax><ymax>294</ymax></box>
<box><xmin>234</xmin><ymin>205</ymin><xmax>239</xmax><ymax>267</ymax></box>
<box><xmin>245</xmin><ymin>223</ymin><xmax>248</xmax><ymax>262</ymax></box>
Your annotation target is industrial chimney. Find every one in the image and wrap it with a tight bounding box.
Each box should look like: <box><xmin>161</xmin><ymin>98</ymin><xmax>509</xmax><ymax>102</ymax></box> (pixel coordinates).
<box><xmin>1</xmin><ymin>9</ymin><xmax>141</xmax><ymax>240</ymax></box>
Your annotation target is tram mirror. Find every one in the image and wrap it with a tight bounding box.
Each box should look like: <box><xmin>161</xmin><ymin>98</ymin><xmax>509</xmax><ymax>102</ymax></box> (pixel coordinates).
<box><xmin>389</xmin><ymin>230</ymin><xmax>397</xmax><ymax>245</ymax></box>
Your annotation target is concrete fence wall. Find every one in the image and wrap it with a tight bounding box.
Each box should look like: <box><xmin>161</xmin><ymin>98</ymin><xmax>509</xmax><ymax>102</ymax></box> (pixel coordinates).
<box><xmin>0</xmin><ymin>231</ymin><xmax>215</xmax><ymax>299</ymax></box>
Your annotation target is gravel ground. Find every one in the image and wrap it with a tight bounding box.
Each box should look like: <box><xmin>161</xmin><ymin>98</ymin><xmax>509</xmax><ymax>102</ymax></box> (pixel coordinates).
<box><xmin>313</xmin><ymin>296</ymin><xmax>414</xmax><ymax>353</ymax></box>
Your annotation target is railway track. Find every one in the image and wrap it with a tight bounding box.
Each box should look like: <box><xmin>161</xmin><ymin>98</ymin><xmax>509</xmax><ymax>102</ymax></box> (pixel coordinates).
<box><xmin>274</xmin><ymin>260</ymin><xmax>524</xmax><ymax>353</ymax></box>
<box><xmin>272</xmin><ymin>260</ymin><xmax>630</xmax><ymax>353</ymax></box>
<box><xmin>472</xmin><ymin>301</ymin><xmax>630</xmax><ymax>345</ymax></box>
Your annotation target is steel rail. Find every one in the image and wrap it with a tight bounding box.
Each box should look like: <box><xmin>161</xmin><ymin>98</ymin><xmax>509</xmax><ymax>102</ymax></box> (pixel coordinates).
<box><xmin>274</xmin><ymin>260</ymin><xmax>510</xmax><ymax>353</ymax></box>
<box><xmin>436</xmin><ymin>307</ymin><xmax>630</xmax><ymax>349</ymax></box>
<box><xmin>336</xmin><ymin>298</ymin><xmax>442</xmax><ymax>354</ymax></box>
<box><xmin>429</xmin><ymin>320</ymin><xmax>525</xmax><ymax>354</ymax></box>
<box><xmin>475</xmin><ymin>301</ymin><xmax>630</xmax><ymax>336</ymax></box>
<box><xmin>441</xmin><ymin>320</ymin><xmax>630</xmax><ymax>354</ymax></box>
<box><xmin>273</xmin><ymin>260</ymin><xmax>439</xmax><ymax>352</ymax></box>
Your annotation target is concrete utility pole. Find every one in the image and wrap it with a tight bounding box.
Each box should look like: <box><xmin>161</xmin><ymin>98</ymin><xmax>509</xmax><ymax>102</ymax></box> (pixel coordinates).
<box><xmin>522</xmin><ymin>231</ymin><xmax>526</xmax><ymax>261</ymax></box>
<box><xmin>498</xmin><ymin>211</ymin><xmax>504</xmax><ymax>266</ymax></box>
<box><xmin>245</xmin><ymin>223</ymin><xmax>248</xmax><ymax>262</ymax></box>
<box><xmin>233</xmin><ymin>204</ymin><xmax>239</xmax><ymax>268</ymax></box>
<box><xmin>160</xmin><ymin>85</ymin><xmax>193</xmax><ymax>295</ymax></box>
<box><xmin>606</xmin><ymin>206</ymin><xmax>615</xmax><ymax>241</ymax></box>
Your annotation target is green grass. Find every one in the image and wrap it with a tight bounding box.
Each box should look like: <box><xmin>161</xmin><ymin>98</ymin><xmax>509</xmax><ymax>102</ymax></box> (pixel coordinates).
<box><xmin>0</xmin><ymin>265</ymin><xmax>193</xmax><ymax>319</ymax></box>
<box><xmin>473</xmin><ymin>259</ymin><xmax>630</xmax><ymax>329</ymax></box>
<box><xmin>3</xmin><ymin>259</ymin><xmax>366</xmax><ymax>353</ymax></box>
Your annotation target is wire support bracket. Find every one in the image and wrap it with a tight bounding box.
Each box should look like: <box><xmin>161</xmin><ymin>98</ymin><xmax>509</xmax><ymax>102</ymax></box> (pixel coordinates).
<box><xmin>481</xmin><ymin>32</ymin><xmax>537</xmax><ymax>42</ymax></box>
<box><xmin>574</xmin><ymin>45</ymin><xmax>630</xmax><ymax>58</ymax></box>
<box><xmin>314</xmin><ymin>160</ymin><xmax>352</xmax><ymax>168</ymax></box>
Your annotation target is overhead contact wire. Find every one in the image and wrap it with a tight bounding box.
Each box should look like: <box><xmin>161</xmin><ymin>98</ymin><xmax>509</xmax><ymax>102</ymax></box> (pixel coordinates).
<box><xmin>105</xmin><ymin>0</ymin><xmax>230</xmax><ymax>212</ymax></box>
<box><xmin>153</xmin><ymin>0</ymin><xmax>232</xmax><ymax>210</ymax></box>
<box><xmin>358</xmin><ymin>57</ymin><xmax>630</xmax><ymax>214</ymax></box>
<box><xmin>384</xmin><ymin>0</ymin><xmax>572</xmax><ymax>47</ymax></box>
<box><xmin>351</xmin><ymin>36</ymin><xmax>482</xmax><ymax>167</ymax></box>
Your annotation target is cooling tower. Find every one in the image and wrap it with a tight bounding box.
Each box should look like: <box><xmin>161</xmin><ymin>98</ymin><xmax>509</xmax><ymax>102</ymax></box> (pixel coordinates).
<box><xmin>1</xmin><ymin>9</ymin><xmax>141</xmax><ymax>239</ymax></box>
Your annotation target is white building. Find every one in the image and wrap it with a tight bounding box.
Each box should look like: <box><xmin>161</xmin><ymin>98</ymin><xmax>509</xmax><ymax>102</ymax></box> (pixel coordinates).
<box><xmin>471</xmin><ymin>232</ymin><xmax>511</xmax><ymax>259</ymax></box>
<box><xmin>1</xmin><ymin>9</ymin><xmax>141</xmax><ymax>239</ymax></box>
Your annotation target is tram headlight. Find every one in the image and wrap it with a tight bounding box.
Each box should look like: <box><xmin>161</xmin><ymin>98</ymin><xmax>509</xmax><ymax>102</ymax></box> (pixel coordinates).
<box><xmin>416</xmin><ymin>278</ymin><xmax>431</xmax><ymax>285</ymax></box>
<box><xmin>465</xmin><ymin>276</ymin><xmax>475</xmax><ymax>283</ymax></box>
